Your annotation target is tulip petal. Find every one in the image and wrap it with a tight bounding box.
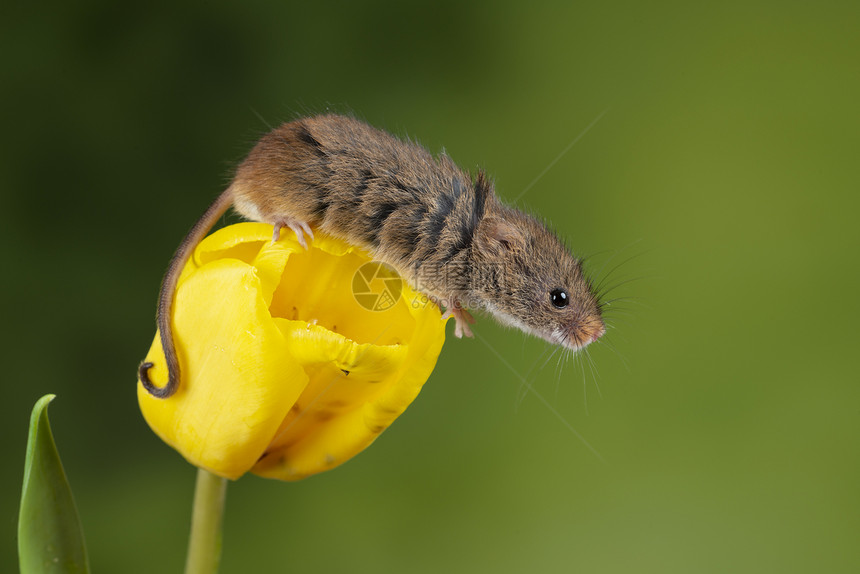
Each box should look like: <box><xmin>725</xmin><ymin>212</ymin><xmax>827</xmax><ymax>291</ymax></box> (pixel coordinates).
<box><xmin>259</xmin><ymin>320</ymin><xmax>409</xmax><ymax>456</ymax></box>
<box><xmin>139</xmin><ymin>258</ymin><xmax>308</xmax><ymax>479</ymax></box>
<box><xmin>193</xmin><ymin>223</ymin><xmax>301</xmax><ymax>307</ymax></box>
<box><xmin>252</xmin><ymin>283</ymin><xmax>445</xmax><ymax>481</ymax></box>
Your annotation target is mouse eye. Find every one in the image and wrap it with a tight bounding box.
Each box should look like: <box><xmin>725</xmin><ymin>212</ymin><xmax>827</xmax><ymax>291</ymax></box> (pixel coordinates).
<box><xmin>550</xmin><ymin>288</ymin><xmax>569</xmax><ymax>309</ymax></box>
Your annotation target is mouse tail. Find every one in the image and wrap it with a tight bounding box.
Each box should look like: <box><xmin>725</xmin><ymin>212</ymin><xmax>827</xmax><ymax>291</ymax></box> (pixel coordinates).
<box><xmin>139</xmin><ymin>186</ymin><xmax>235</xmax><ymax>398</ymax></box>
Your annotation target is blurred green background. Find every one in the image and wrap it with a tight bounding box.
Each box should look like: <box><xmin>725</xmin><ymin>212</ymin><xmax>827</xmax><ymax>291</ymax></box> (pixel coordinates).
<box><xmin>2</xmin><ymin>1</ymin><xmax>858</xmax><ymax>572</ymax></box>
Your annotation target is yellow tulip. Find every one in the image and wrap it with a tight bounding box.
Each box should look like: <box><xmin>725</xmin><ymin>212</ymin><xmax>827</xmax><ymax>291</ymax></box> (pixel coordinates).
<box><xmin>138</xmin><ymin>223</ymin><xmax>447</xmax><ymax>481</ymax></box>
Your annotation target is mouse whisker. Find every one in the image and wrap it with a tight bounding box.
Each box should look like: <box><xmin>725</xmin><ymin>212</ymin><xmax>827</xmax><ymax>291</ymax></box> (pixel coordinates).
<box><xmin>540</xmin><ymin>344</ymin><xmax>562</xmax><ymax>371</ymax></box>
<box><xmin>601</xmin><ymin>295</ymin><xmax>649</xmax><ymax>306</ymax></box>
<box><xmin>595</xmin><ymin>335</ymin><xmax>631</xmax><ymax>373</ymax></box>
<box><xmin>599</xmin><ymin>302</ymin><xmax>647</xmax><ymax>321</ymax></box>
<box><xmin>600</xmin><ymin>308</ymin><xmax>639</xmax><ymax>325</ymax></box>
<box><xmin>516</xmin><ymin>347</ymin><xmax>553</xmax><ymax>410</ymax></box>
<box><xmin>588</xmin><ymin>241</ymin><xmax>647</xmax><ymax>291</ymax></box>
<box><xmin>516</xmin><ymin>345</ymin><xmax>560</xmax><ymax>410</ymax></box>
<box><xmin>553</xmin><ymin>346</ymin><xmax>567</xmax><ymax>395</ymax></box>
<box><xmin>573</xmin><ymin>350</ymin><xmax>589</xmax><ymax>414</ymax></box>
<box><xmin>591</xmin><ymin>250</ymin><xmax>652</xmax><ymax>304</ymax></box>
<box><xmin>579</xmin><ymin>237</ymin><xmax>644</xmax><ymax>266</ymax></box>
<box><xmin>584</xmin><ymin>347</ymin><xmax>602</xmax><ymax>399</ymax></box>
<box><xmin>597</xmin><ymin>275</ymin><xmax>649</xmax><ymax>301</ymax></box>
<box><xmin>526</xmin><ymin>344</ymin><xmax>554</xmax><ymax>376</ymax></box>
<box><xmin>536</xmin><ymin>347</ymin><xmax>556</xmax><ymax>372</ymax></box>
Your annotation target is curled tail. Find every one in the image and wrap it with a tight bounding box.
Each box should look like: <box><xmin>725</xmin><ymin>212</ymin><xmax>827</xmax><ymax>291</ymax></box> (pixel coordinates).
<box><xmin>139</xmin><ymin>187</ymin><xmax>235</xmax><ymax>398</ymax></box>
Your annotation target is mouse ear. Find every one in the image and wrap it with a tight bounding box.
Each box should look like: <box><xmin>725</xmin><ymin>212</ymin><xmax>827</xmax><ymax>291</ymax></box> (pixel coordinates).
<box><xmin>475</xmin><ymin>216</ymin><xmax>524</xmax><ymax>254</ymax></box>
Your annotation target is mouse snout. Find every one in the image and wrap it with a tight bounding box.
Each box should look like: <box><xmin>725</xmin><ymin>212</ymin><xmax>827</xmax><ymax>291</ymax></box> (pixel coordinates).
<box><xmin>576</xmin><ymin>316</ymin><xmax>605</xmax><ymax>348</ymax></box>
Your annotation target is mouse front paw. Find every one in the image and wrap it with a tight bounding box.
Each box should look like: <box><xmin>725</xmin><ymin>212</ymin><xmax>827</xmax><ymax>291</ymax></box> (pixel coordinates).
<box><xmin>441</xmin><ymin>306</ymin><xmax>475</xmax><ymax>338</ymax></box>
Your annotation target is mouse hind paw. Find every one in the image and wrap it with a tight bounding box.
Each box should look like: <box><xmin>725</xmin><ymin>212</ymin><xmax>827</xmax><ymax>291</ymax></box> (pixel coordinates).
<box><xmin>273</xmin><ymin>217</ymin><xmax>315</xmax><ymax>249</ymax></box>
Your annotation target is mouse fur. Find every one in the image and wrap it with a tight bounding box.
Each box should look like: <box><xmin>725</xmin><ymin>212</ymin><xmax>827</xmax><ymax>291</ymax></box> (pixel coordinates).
<box><xmin>139</xmin><ymin>114</ymin><xmax>604</xmax><ymax>398</ymax></box>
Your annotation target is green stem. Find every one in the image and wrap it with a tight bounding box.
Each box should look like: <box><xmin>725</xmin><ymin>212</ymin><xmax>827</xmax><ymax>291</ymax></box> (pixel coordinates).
<box><xmin>184</xmin><ymin>468</ymin><xmax>228</xmax><ymax>574</ymax></box>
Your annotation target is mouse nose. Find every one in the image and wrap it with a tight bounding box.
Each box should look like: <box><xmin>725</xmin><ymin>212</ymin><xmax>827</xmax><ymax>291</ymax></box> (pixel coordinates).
<box><xmin>569</xmin><ymin>317</ymin><xmax>605</xmax><ymax>350</ymax></box>
<box><xmin>586</xmin><ymin>322</ymin><xmax>605</xmax><ymax>344</ymax></box>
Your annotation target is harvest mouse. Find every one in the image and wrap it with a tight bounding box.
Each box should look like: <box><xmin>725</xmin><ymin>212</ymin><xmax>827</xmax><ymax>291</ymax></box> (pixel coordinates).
<box><xmin>139</xmin><ymin>114</ymin><xmax>605</xmax><ymax>398</ymax></box>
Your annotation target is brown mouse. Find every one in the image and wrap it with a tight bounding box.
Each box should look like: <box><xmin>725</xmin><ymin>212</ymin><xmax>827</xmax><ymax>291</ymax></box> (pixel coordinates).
<box><xmin>139</xmin><ymin>114</ymin><xmax>605</xmax><ymax>398</ymax></box>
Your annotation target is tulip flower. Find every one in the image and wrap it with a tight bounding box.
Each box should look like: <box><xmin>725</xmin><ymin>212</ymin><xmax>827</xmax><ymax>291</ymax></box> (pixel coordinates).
<box><xmin>138</xmin><ymin>222</ymin><xmax>447</xmax><ymax>481</ymax></box>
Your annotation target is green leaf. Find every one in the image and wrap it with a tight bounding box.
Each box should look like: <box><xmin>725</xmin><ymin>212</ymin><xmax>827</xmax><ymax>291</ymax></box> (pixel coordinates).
<box><xmin>18</xmin><ymin>395</ymin><xmax>90</xmax><ymax>574</ymax></box>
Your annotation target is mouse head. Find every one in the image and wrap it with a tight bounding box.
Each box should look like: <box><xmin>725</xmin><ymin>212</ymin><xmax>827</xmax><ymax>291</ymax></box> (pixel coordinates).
<box><xmin>470</xmin><ymin>210</ymin><xmax>605</xmax><ymax>350</ymax></box>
